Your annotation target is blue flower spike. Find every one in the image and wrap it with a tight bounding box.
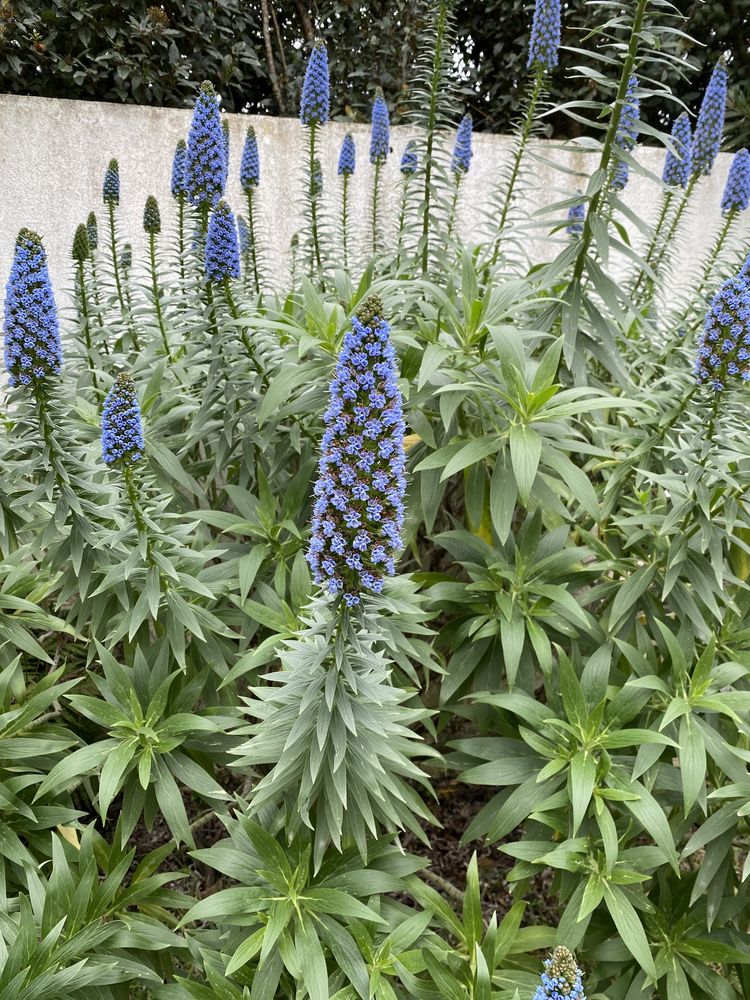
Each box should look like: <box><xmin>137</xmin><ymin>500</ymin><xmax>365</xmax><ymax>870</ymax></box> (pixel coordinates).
<box><xmin>306</xmin><ymin>294</ymin><xmax>407</xmax><ymax>607</ymax></box>
<box><xmin>3</xmin><ymin>229</ymin><xmax>62</xmax><ymax>389</ymax></box>
<box><xmin>533</xmin><ymin>946</ymin><xmax>586</xmax><ymax>1000</ymax></box>
<box><xmin>101</xmin><ymin>371</ymin><xmax>145</xmax><ymax>467</ymax></box>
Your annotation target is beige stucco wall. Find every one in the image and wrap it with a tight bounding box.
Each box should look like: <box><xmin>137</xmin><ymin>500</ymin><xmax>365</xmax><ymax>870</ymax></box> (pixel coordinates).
<box><xmin>0</xmin><ymin>93</ymin><xmax>746</xmax><ymax>300</ymax></box>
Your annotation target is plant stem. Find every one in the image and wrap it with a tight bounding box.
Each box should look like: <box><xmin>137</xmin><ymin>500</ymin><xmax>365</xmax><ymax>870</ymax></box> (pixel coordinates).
<box><xmin>246</xmin><ymin>188</ymin><xmax>261</xmax><ymax>293</ymax></box>
<box><xmin>420</xmin><ymin>0</ymin><xmax>448</xmax><ymax>276</ymax></box>
<box><xmin>447</xmin><ymin>174</ymin><xmax>461</xmax><ymax>240</ymax></box>
<box><xmin>372</xmin><ymin>159</ymin><xmax>382</xmax><ymax>256</ymax></box>
<box><xmin>223</xmin><ymin>278</ymin><xmax>265</xmax><ymax>382</ymax></box>
<box><xmin>342</xmin><ymin>173</ymin><xmax>349</xmax><ymax>270</ymax></box>
<box><xmin>77</xmin><ymin>260</ymin><xmax>99</xmax><ymax>393</ymax></box>
<box><xmin>149</xmin><ymin>233</ymin><xmax>171</xmax><ymax>360</ymax></box>
<box><xmin>647</xmin><ymin>174</ymin><xmax>696</xmax><ymax>285</ymax></box>
<box><xmin>177</xmin><ymin>194</ymin><xmax>186</xmax><ymax>283</ymax></box>
<box><xmin>89</xmin><ymin>256</ymin><xmax>105</xmax><ymax>331</ymax></box>
<box><xmin>122</xmin><ymin>463</ymin><xmax>154</xmax><ymax>564</ymax></box>
<box><xmin>561</xmin><ymin>0</ymin><xmax>649</xmax><ymax>356</ymax></box>
<box><xmin>396</xmin><ymin>175</ymin><xmax>409</xmax><ymax>267</ymax></box>
<box><xmin>693</xmin><ymin>210</ymin><xmax>735</xmax><ymax>305</ymax></box>
<box><xmin>309</xmin><ymin>122</ymin><xmax>322</xmax><ymax>277</ymax></box>
<box><xmin>107</xmin><ymin>201</ymin><xmax>125</xmax><ymax>313</ymax></box>
<box><xmin>491</xmin><ymin>64</ymin><xmax>544</xmax><ymax>266</ymax></box>
<box><xmin>631</xmin><ymin>189</ymin><xmax>673</xmax><ymax>302</ymax></box>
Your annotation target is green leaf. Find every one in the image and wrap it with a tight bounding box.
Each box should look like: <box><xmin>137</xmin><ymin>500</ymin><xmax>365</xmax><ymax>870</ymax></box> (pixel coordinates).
<box><xmin>602</xmin><ymin>883</ymin><xmax>657</xmax><ymax>981</ymax></box>
<box><xmin>509</xmin><ymin>424</ymin><xmax>541</xmax><ymax>504</ymax></box>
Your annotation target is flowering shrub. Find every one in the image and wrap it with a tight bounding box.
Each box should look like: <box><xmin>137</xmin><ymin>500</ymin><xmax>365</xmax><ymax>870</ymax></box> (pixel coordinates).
<box><xmin>2</xmin><ymin>4</ymin><xmax>750</xmax><ymax>1000</ymax></box>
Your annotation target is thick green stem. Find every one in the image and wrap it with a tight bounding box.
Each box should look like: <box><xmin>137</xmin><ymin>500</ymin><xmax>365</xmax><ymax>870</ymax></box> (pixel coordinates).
<box><xmin>89</xmin><ymin>257</ymin><xmax>105</xmax><ymax>331</ymax></box>
<box><xmin>447</xmin><ymin>174</ymin><xmax>461</xmax><ymax>240</ymax></box>
<box><xmin>372</xmin><ymin>159</ymin><xmax>383</xmax><ymax>256</ymax></box>
<box><xmin>77</xmin><ymin>261</ymin><xmax>99</xmax><ymax>393</ymax></box>
<box><xmin>491</xmin><ymin>65</ymin><xmax>544</xmax><ymax>265</ymax></box>
<box><xmin>694</xmin><ymin>210</ymin><xmax>735</xmax><ymax>304</ymax></box>
<box><xmin>149</xmin><ymin>233</ymin><xmax>171</xmax><ymax>360</ymax></box>
<box><xmin>342</xmin><ymin>174</ymin><xmax>349</xmax><ymax>271</ymax></box>
<box><xmin>107</xmin><ymin>201</ymin><xmax>125</xmax><ymax>313</ymax></box>
<box><xmin>246</xmin><ymin>188</ymin><xmax>261</xmax><ymax>293</ymax></box>
<box><xmin>122</xmin><ymin>463</ymin><xmax>155</xmax><ymax>565</ymax></box>
<box><xmin>309</xmin><ymin>123</ymin><xmax>322</xmax><ymax>276</ymax></box>
<box><xmin>420</xmin><ymin>0</ymin><xmax>448</xmax><ymax>276</ymax></box>
<box><xmin>396</xmin><ymin>175</ymin><xmax>409</xmax><ymax>265</ymax></box>
<box><xmin>649</xmin><ymin>174</ymin><xmax>696</xmax><ymax>280</ymax></box>
<box><xmin>223</xmin><ymin>279</ymin><xmax>265</xmax><ymax>382</ymax></box>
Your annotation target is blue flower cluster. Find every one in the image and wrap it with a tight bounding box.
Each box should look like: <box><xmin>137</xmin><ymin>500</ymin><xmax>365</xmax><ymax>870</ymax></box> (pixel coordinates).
<box><xmin>307</xmin><ymin>294</ymin><xmax>406</xmax><ymax>605</ymax></box>
<box><xmin>240</xmin><ymin>126</ymin><xmax>260</xmax><ymax>191</ymax></box>
<box><xmin>338</xmin><ymin>132</ymin><xmax>356</xmax><ymax>176</ymax></box>
<box><xmin>400</xmin><ymin>141</ymin><xmax>418</xmax><ymax>175</ymax></box>
<box><xmin>527</xmin><ymin>0</ymin><xmax>561</xmax><ymax>73</ymax></box>
<box><xmin>662</xmin><ymin>112</ymin><xmax>692</xmax><ymax>188</ymax></box>
<box><xmin>205</xmin><ymin>200</ymin><xmax>241</xmax><ymax>283</ymax></box>
<box><xmin>101</xmin><ymin>372</ymin><xmax>145</xmax><ymax>466</ymax></box>
<box><xmin>533</xmin><ymin>947</ymin><xmax>586</xmax><ymax>1000</ymax></box>
<box><xmin>87</xmin><ymin>212</ymin><xmax>98</xmax><ymax>250</ymax></box>
<box><xmin>720</xmin><ymin>148</ymin><xmax>750</xmax><ymax>215</ymax></box>
<box><xmin>370</xmin><ymin>88</ymin><xmax>390</xmax><ymax>164</ymax></box>
<box><xmin>171</xmin><ymin>139</ymin><xmax>187</xmax><ymax>199</ymax></box>
<box><xmin>611</xmin><ymin>75</ymin><xmax>639</xmax><ymax>191</ymax></box>
<box><xmin>695</xmin><ymin>271</ymin><xmax>750</xmax><ymax>390</ymax></box>
<box><xmin>566</xmin><ymin>200</ymin><xmax>585</xmax><ymax>236</ymax></box>
<box><xmin>222</xmin><ymin>118</ymin><xmax>230</xmax><ymax>176</ymax></box>
<box><xmin>451</xmin><ymin>114</ymin><xmax>473</xmax><ymax>175</ymax></box>
<box><xmin>692</xmin><ymin>60</ymin><xmax>728</xmax><ymax>177</ymax></box>
<box><xmin>300</xmin><ymin>40</ymin><xmax>330</xmax><ymax>126</ymax></box>
<box><xmin>185</xmin><ymin>82</ymin><xmax>227</xmax><ymax>210</ymax></box>
<box><xmin>102</xmin><ymin>159</ymin><xmax>120</xmax><ymax>205</ymax></box>
<box><xmin>3</xmin><ymin>230</ymin><xmax>62</xmax><ymax>389</ymax></box>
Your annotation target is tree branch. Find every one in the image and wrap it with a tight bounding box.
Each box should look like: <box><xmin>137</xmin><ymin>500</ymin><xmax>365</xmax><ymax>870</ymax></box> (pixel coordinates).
<box><xmin>260</xmin><ymin>0</ymin><xmax>286</xmax><ymax>114</ymax></box>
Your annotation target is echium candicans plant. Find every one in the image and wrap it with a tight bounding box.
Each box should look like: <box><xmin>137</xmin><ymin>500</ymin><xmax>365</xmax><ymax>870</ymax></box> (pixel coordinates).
<box><xmin>240</xmin><ymin>125</ymin><xmax>262</xmax><ymax>293</ymax></box>
<box><xmin>143</xmin><ymin>196</ymin><xmax>171</xmax><ymax>359</ymax></box>
<box><xmin>300</xmin><ymin>39</ymin><xmax>329</xmax><ymax>277</ymax></box>
<box><xmin>171</xmin><ymin>138</ymin><xmax>188</xmax><ymax>280</ymax></box>
<box><xmin>232</xmin><ymin>294</ymin><xmax>435</xmax><ymax>867</ymax></box>
<box><xmin>204</xmin><ymin>199</ymin><xmax>258</xmax><ymax>366</ymax></box>
<box><xmin>533</xmin><ymin>947</ymin><xmax>586</xmax><ymax>1000</ymax></box>
<box><xmin>610</xmin><ymin>74</ymin><xmax>639</xmax><ymax>192</ymax></box>
<box><xmin>102</xmin><ymin>158</ymin><xmax>126</xmax><ymax>313</ymax></box>
<box><xmin>338</xmin><ymin>131</ymin><xmax>355</xmax><ymax>270</ymax></box>
<box><xmin>101</xmin><ymin>371</ymin><xmax>148</xmax><ymax>537</ymax></box>
<box><xmin>491</xmin><ymin>0</ymin><xmax>560</xmax><ymax>262</ymax></box>
<box><xmin>185</xmin><ymin>81</ymin><xmax>227</xmax><ymax>232</ymax></box>
<box><xmin>694</xmin><ymin>269</ymin><xmax>750</xmax><ymax>392</ymax></box>
<box><xmin>369</xmin><ymin>87</ymin><xmax>390</xmax><ymax>254</ymax></box>
<box><xmin>689</xmin><ymin>148</ymin><xmax>750</xmax><ymax>309</ymax></box>
<box><xmin>448</xmin><ymin>112</ymin><xmax>472</xmax><ymax>238</ymax></box>
<box><xmin>658</xmin><ymin>60</ymin><xmax>729</xmax><ymax>265</ymax></box>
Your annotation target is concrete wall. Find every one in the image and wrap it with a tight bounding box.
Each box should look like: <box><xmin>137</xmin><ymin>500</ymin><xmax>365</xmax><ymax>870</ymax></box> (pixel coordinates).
<box><xmin>0</xmin><ymin>93</ymin><xmax>746</xmax><ymax>299</ymax></box>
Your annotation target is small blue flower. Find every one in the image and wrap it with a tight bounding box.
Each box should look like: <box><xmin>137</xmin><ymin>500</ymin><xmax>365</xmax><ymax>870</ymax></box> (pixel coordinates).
<box><xmin>693</xmin><ymin>60</ymin><xmax>728</xmax><ymax>177</ymax></box>
<box><xmin>695</xmin><ymin>270</ymin><xmax>750</xmax><ymax>389</ymax></box>
<box><xmin>721</xmin><ymin>148</ymin><xmax>750</xmax><ymax>215</ymax></box>
<box><xmin>370</xmin><ymin>88</ymin><xmax>390</xmax><ymax>164</ymax></box>
<box><xmin>527</xmin><ymin>0</ymin><xmax>561</xmax><ymax>73</ymax></box>
<box><xmin>171</xmin><ymin>139</ymin><xmax>187</xmax><ymax>198</ymax></box>
<box><xmin>101</xmin><ymin>372</ymin><xmax>145</xmax><ymax>466</ymax></box>
<box><xmin>338</xmin><ymin>132</ymin><xmax>356</xmax><ymax>176</ymax></box>
<box><xmin>102</xmin><ymin>158</ymin><xmax>120</xmax><ymax>205</ymax></box>
<box><xmin>611</xmin><ymin>75</ymin><xmax>639</xmax><ymax>191</ymax></box>
<box><xmin>566</xmin><ymin>199</ymin><xmax>585</xmax><ymax>236</ymax></box>
<box><xmin>240</xmin><ymin>126</ymin><xmax>260</xmax><ymax>190</ymax></box>
<box><xmin>307</xmin><ymin>294</ymin><xmax>406</xmax><ymax>605</ymax></box>
<box><xmin>400</xmin><ymin>141</ymin><xmax>418</xmax><ymax>175</ymax></box>
<box><xmin>451</xmin><ymin>113</ymin><xmax>473</xmax><ymax>175</ymax></box>
<box><xmin>300</xmin><ymin>40</ymin><xmax>330</xmax><ymax>126</ymax></box>
<box><xmin>205</xmin><ymin>200</ymin><xmax>241</xmax><ymax>283</ymax></box>
<box><xmin>662</xmin><ymin>112</ymin><xmax>692</xmax><ymax>188</ymax></box>
<box><xmin>612</xmin><ymin>159</ymin><xmax>629</xmax><ymax>191</ymax></box>
<box><xmin>185</xmin><ymin>81</ymin><xmax>227</xmax><ymax>210</ymax></box>
<box><xmin>222</xmin><ymin>118</ymin><xmax>230</xmax><ymax>176</ymax></box>
<box><xmin>533</xmin><ymin>947</ymin><xmax>586</xmax><ymax>1000</ymax></box>
<box><xmin>3</xmin><ymin>230</ymin><xmax>62</xmax><ymax>389</ymax></box>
